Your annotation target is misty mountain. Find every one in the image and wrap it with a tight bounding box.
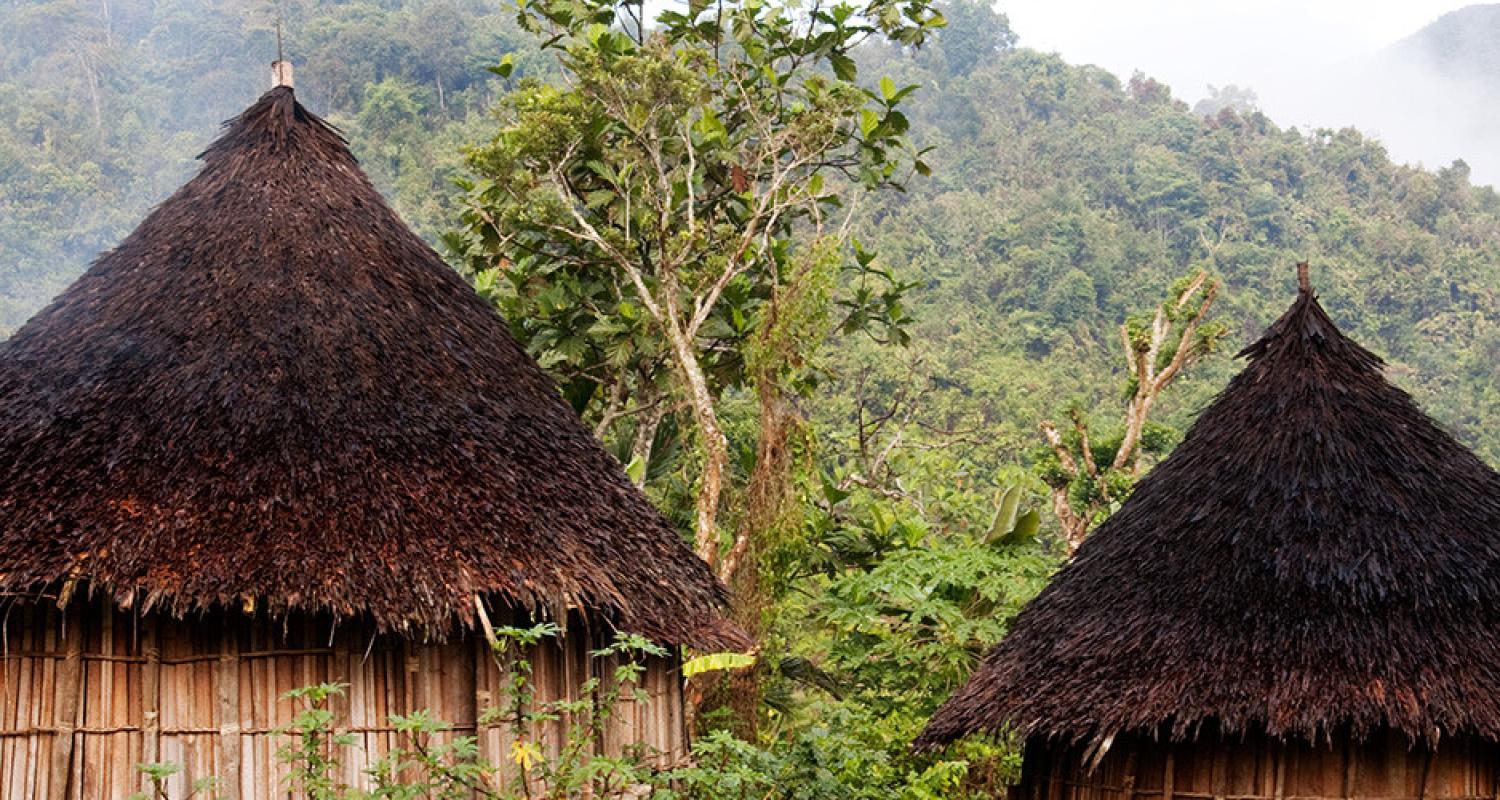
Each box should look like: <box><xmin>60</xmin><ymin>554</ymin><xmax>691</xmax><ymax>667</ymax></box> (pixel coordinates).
<box><xmin>1390</xmin><ymin>4</ymin><xmax>1500</xmax><ymax>89</ymax></box>
<box><xmin>1231</xmin><ymin>4</ymin><xmax>1500</xmax><ymax>190</ymax></box>
<box><xmin>1305</xmin><ymin>3</ymin><xmax>1500</xmax><ymax>187</ymax></box>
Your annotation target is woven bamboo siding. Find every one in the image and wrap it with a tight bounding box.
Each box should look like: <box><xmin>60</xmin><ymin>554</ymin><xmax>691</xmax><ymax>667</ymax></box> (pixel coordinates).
<box><xmin>1017</xmin><ymin>731</ymin><xmax>1500</xmax><ymax>800</ymax></box>
<box><xmin>1</xmin><ymin>601</ymin><xmax>685</xmax><ymax>798</ymax></box>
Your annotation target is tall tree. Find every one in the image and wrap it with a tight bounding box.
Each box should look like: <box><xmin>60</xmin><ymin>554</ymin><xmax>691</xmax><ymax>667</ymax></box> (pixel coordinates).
<box><xmin>449</xmin><ymin>0</ymin><xmax>940</xmax><ymax>590</ymax></box>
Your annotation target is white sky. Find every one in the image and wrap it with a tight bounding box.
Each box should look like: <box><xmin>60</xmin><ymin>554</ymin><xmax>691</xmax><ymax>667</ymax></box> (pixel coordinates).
<box><xmin>997</xmin><ymin>1</ymin><xmax>1494</xmax><ymax>181</ymax></box>
<box><xmin>1002</xmin><ymin>0</ymin><xmax>1469</xmax><ymax>94</ymax></box>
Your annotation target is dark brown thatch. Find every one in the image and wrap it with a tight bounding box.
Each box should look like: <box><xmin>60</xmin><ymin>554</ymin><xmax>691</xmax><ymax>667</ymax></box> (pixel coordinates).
<box><xmin>0</xmin><ymin>87</ymin><xmax>743</xmax><ymax>650</ymax></box>
<box><xmin>917</xmin><ymin>270</ymin><xmax>1500</xmax><ymax>750</ymax></box>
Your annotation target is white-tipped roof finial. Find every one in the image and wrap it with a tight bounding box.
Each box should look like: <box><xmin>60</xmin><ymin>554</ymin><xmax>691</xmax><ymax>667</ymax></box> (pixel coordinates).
<box><xmin>271</xmin><ymin>60</ymin><xmax>294</xmax><ymax>88</ymax></box>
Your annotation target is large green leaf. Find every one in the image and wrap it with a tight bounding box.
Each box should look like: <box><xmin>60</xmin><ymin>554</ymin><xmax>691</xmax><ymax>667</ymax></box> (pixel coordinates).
<box><xmin>682</xmin><ymin>652</ymin><xmax>756</xmax><ymax>678</ymax></box>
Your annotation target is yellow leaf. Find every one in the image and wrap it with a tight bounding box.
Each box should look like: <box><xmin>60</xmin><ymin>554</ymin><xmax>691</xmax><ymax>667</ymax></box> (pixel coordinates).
<box><xmin>511</xmin><ymin>739</ymin><xmax>541</xmax><ymax>770</ymax></box>
<box><xmin>682</xmin><ymin>652</ymin><xmax>756</xmax><ymax>678</ymax></box>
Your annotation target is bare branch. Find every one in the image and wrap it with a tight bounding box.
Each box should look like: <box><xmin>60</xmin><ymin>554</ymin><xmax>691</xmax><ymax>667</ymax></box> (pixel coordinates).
<box><xmin>1173</xmin><ymin>270</ymin><xmax>1210</xmax><ymax>312</ymax></box>
<box><xmin>1040</xmin><ymin>420</ymin><xmax>1080</xmax><ymax>480</ymax></box>
<box><xmin>1111</xmin><ymin>274</ymin><xmax>1218</xmax><ymax>472</ymax></box>
<box><xmin>594</xmin><ymin>379</ymin><xmax>628</xmax><ymax>438</ymax></box>
<box><xmin>544</xmin><ymin>160</ymin><xmax>668</xmax><ymax>326</ymax></box>
<box><xmin>1152</xmin><ymin>279</ymin><xmax>1218</xmax><ymax>393</ymax></box>
<box><xmin>1070</xmin><ymin>409</ymin><xmax>1102</xmax><ymax>483</ymax></box>
<box><xmin>682</xmin><ymin>118</ymin><xmax>698</xmax><ymax>236</ymax></box>
<box><xmin>1143</xmin><ymin>304</ymin><xmax>1168</xmax><ymax>386</ymax></box>
<box><xmin>720</xmin><ymin>530</ymin><xmax>750</xmax><ymax>583</ymax></box>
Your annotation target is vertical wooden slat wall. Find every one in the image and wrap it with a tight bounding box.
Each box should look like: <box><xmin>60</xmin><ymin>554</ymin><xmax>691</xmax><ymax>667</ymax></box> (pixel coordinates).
<box><xmin>1</xmin><ymin>601</ymin><xmax>687</xmax><ymax>798</ymax></box>
<box><xmin>1017</xmin><ymin>730</ymin><xmax>1500</xmax><ymax>800</ymax></box>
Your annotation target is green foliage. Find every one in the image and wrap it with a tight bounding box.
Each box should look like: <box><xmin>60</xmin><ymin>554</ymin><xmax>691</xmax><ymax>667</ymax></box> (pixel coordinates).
<box><xmin>733</xmin><ymin>425</ymin><xmax>1057</xmax><ymax>795</ymax></box>
<box><xmin>664</xmin><ymin>721</ymin><xmax>977</xmax><ymax>800</ymax></box>
<box><xmin>129</xmin><ymin>760</ymin><xmax>220</xmax><ymax>800</ymax></box>
<box><xmin>682</xmin><ymin>652</ymin><xmax>757</xmax><ymax>679</ymax></box>
<box><xmin>363</xmin><ymin>712</ymin><xmax>490</xmax><ymax>799</ymax></box>
<box><xmin>446</xmin><ymin>0</ymin><xmax>940</xmax><ymax>560</ymax></box>
<box><xmin>793</xmin><ymin>463</ymin><xmax>1055</xmax><ymax>704</ymax></box>
<box><xmin>278</xmin><ymin>683</ymin><xmax>360</xmax><ymax>799</ymax></box>
<box><xmin>814</xmin><ymin>526</ymin><xmax>1051</xmax><ymax>710</ymax></box>
<box><xmin>480</xmin><ymin>624</ymin><xmax>672</xmax><ymax>798</ymax></box>
<box><xmin>918</xmin><ymin>0</ymin><xmax>1016</xmax><ymax>78</ymax></box>
<box><xmin>986</xmin><ymin>486</ymin><xmax>1041</xmax><ymax>546</ymax></box>
<box><xmin>145</xmin><ymin>630</ymin><xmax>681</xmax><ymax>799</ymax></box>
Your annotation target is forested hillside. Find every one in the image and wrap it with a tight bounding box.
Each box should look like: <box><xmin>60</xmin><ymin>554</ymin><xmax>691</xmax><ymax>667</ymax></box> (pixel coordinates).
<box><xmin>842</xmin><ymin>21</ymin><xmax>1500</xmax><ymax>472</ymax></box>
<box><xmin>6</xmin><ymin>1</ymin><xmax>1499</xmax><ymax>460</ymax></box>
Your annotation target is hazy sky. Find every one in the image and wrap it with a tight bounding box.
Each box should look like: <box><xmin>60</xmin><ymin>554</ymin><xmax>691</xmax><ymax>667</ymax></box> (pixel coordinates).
<box><xmin>999</xmin><ymin>1</ymin><xmax>1492</xmax><ymax>181</ymax></box>
<box><xmin>1003</xmin><ymin>0</ymin><xmax>1468</xmax><ymax>95</ymax></box>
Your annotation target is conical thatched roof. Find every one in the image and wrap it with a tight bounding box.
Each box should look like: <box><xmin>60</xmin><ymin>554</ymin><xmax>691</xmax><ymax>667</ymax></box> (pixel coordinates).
<box><xmin>0</xmin><ymin>87</ymin><xmax>742</xmax><ymax>650</ymax></box>
<box><xmin>918</xmin><ymin>269</ymin><xmax>1500</xmax><ymax>750</ymax></box>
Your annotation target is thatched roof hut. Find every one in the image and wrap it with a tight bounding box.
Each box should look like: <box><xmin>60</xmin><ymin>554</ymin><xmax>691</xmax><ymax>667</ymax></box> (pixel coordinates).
<box><xmin>0</xmin><ymin>84</ymin><xmax>739</xmax><ymax>798</ymax></box>
<box><xmin>918</xmin><ymin>266</ymin><xmax>1500</xmax><ymax>798</ymax></box>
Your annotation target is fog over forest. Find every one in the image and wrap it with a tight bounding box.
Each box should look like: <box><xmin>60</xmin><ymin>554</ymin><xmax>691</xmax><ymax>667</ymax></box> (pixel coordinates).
<box><xmin>1010</xmin><ymin>1</ymin><xmax>1500</xmax><ymax>186</ymax></box>
<box><xmin>1262</xmin><ymin>7</ymin><xmax>1500</xmax><ymax>188</ymax></box>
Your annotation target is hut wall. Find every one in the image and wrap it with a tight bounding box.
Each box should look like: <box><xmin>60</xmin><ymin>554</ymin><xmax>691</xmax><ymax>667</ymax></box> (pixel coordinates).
<box><xmin>1</xmin><ymin>600</ymin><xmax>684</xmax><ymax>799</ymax></box>
<box><xmin>1016</xmin><ymin>730</ymin><xmax>1500</xmax><ymax>800</ymax></box>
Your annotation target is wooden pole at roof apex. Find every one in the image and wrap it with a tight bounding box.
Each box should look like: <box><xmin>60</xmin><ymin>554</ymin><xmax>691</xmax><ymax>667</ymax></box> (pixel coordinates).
<box><xmin>271</xmin><ymin>16</ymin><xmax>293</xmax><ymax>88</ymax></box>
<box><xmin>1297</xmin><ymin>261</ymin><xmax>1311</xmax><ymax>294</ymax></box>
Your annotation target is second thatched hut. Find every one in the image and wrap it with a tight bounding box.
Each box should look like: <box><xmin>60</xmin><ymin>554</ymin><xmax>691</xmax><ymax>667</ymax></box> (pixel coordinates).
<box><xmin>918</xmin><ymin>266</ymin><xmax>1500</xmax><ymax>799</ymax></box>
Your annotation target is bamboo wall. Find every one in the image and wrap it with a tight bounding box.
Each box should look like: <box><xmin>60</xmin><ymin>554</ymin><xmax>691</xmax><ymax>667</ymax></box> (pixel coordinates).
<box><xmin>1016</xmin><ymin>729</ymin><xmax>1500</xmax><ymax>800</ymax></box>
<box><xmin>0</xmin><ymin>599</ymin><xmax>685</xmax><ymax>799</ymax></box>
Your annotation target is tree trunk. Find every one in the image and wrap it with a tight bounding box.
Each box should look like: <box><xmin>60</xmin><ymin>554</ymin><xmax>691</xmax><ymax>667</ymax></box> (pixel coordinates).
<box><xmin>78</xmin><ymin>48</ymin><xmax>101</xmax><ymax>131</ymax></box>
<box><xmin>1051</xmin><ymin>486</ymin><xmax>1090</xmax><ymax>556</ymax></box>
<box><xmin>658</xmin><ymin>292</ymin><xmax>729</xmax><ymax>572</ymax></box>
<box><xmin>696</xmin><ymin>377</ymin><xmax>799</xmax><ymax>736</ymax></box>
<box><xmin>628</xmin><ymin>401</ymin><xmax>664</xmax><ymax>487</ymax></box>
<box><xmin>687</xmin><ymin>391</ymin><xmax>728</xmax><ymax>569</ymax></box>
